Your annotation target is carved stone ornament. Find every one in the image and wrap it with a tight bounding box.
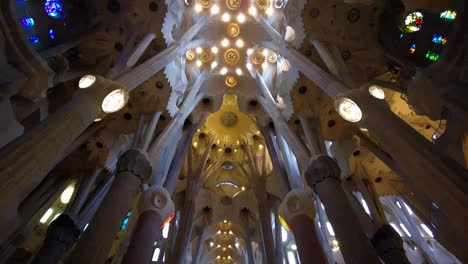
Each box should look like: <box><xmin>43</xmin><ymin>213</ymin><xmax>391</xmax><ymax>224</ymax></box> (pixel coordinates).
<box><xmin>304</xmin><ymin>155</ymin><xmax>341</xmax><ymax>190</ymax></box>
<box><xmin>138</xmin><ymin>186</ymin><xmax>175</xmax><ymax>220</ymax></box>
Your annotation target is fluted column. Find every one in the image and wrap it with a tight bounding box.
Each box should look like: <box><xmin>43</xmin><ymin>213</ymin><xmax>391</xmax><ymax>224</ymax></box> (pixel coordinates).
<box><xmin>279</xmin><ymin>188</ymin><xmax>326</xmax><ymax>264</ymax></box>
<box><xmin>305</xmin><ymin>155</ymin><xmax>380</xmax><ymax>264</ymax></box>
<box><xmin>67</xmin><ymin>149</ymin><xmax>151</xmax><ymax>264</ymax></box>
<box><xmin>0</xmin><ymin>76</ymin><xmax>128</xmax><ymax>243</ymax></box>
<box><xmin>336</xmin><ymin>88</ymin><xmax>468</xmax><ymax>261</ymax></box>
<box><xmin>31</xmin><ymin>214</ymin><xmax>80</xmax><ymax>264</ymax></box>
<box><xmin>122</xmin><ymin>186</ymin><xmax>174</xmax><ymax>264</ymax></box>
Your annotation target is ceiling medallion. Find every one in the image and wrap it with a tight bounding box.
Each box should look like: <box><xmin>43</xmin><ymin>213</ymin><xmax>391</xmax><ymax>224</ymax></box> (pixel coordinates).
<box><xmin>199</xmin><ymin>49</ymin><xmax>213</xmax><ymax>63</ymax></box>
<box><xmin>226</xmin><ymin>23</ymin><xmax>240</xmax><ymax>37</ymax></box>
<box><xmin>198</xmin><ymin>0</ymin><xmax>213</xmax><ymax>8</ymax></box>
<box><xmin>225</xmin><ymin>0</ymin><xmax>242</xmax><ymax>10</ymax></box>
<box><xmin>221</xmin><ymin>112</ymin><xmax>238</xmax><ymax>127</ymax></box>
<box><xmin>224</xmin><ymin>49</ymin><xmax>240</xmax><ymax>65</ymax></box>
<box><xmin>186</xmin><ymin>50</ymin><xmax>196</xmax><ymax>61</ymax></box>
<box><xmin>268</xmin><ymin>53</ymin><xmax>278</xmax><ymax>63</ymax></box>
<box><xmin>256</xmin><ymin>0</ymin><xmax>269</xmax><ymax>10</ymax></box>
<box><xmin>251</xmin><ymin>51</ymin><xmax>265</xmax><ymax>65</ymax></box>
<box><xmin>225</xmin><ymin>75</ymin><xmax>238</xmax><ymax>87</ymax></box>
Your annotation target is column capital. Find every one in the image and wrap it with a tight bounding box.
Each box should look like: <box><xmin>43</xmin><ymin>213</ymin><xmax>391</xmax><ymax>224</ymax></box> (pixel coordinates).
<box><xmin>116</xmin><ymin>149</ymin><xmax>152</xmax><ymax>182</ymax></box>
<box><xmin>279</xmin><ymin>188</ymin><xmax>316</xmax><ymax>225</ymax></box>
<box><xmin>138</xmin><ymin>186</ymin><xmax>175</xmax><ymax>221</ymax></box>
<box><xmin>304</xmin><ymin>155</ymin><xmax>341</xmax><ymax>190</ymax></box>
<box><xmin>45</xmin><ymin>214</ymin><xmax>80</xmax><ymax>248</ymax></box>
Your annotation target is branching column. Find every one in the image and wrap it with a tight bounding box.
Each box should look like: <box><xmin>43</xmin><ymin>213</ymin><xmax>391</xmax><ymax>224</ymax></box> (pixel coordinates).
<box><xmin>122</xmin><ymin>186</ymin><xmax>174</xmax><ymax>264</ymax></box>
<box><xmin>67</xmin><ymin>149</ymin><xmax>152</xmax><ymax>264</ymax></box>
<box><xmin>304</xmin><ymin>155</ymin><xmax>380</xmax><ymax>264</ymax></box>
<box><xmin>337</xmin><ymin>88</ymin><xmax>468</xmax><ymax>261</ymax></box>
<box><xmin>0</xmin><ymin>78</ymin><xmax>127</xmax><ymax>243</ymax></box>
<box><xmin>242</xmin><ymin>143</ymin><xmax>278</xmax><ymax>264</ymax></box>
<box><xmin>279</xmin><ymin>188</ymin><xmax>326</xmax><ymax>264</ymax></box>
<box><xmin>170</xmin><ymin>139</ymin><xmax>215</xmax><ymax>264</ymax></box>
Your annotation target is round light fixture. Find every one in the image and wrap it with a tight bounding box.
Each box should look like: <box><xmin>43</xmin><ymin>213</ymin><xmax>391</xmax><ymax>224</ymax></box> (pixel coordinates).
<box><xmin>79</xmin><ymin>75</ymin><xmax>96</xmax><ymax>89</ymax></box>
<box><xmin>368</xmin><ymin>85</ymin><xmax>385</xmax><ymax>99</ymax></box>
<box><xmin>268</xmin><ymin>53</ymin><xmax>278</xmax><ymax>63</ymax></box>
<box><xmin>102</xmin><ymin>89</ymin><xmax>129</xmax><ymax>114</ymax></box>
<box><xmin>281</xmin><ymin>58</ymin><xmax>291</xmax><ymax>71</ymax></box>
<box><xmin>335</xmin><ymin>97</ymin><xmax>362</xmax><ymax>123</ymax></box>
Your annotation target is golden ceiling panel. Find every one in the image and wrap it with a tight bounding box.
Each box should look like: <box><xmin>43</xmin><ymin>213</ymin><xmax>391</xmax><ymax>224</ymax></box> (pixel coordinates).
<box><xmin>225</xmin><ymin>0</ymin><xmax>242</xmax><ymax>10</ymax></box>
<box><xmin>224</xmin><ymin>49</ymin><xmax>241</xmax><ymax>65</ymax></box>
<box><xmin>226</xmin><ymin>23</ymin><xmax>240</xmax><ymax>37</ymax></box>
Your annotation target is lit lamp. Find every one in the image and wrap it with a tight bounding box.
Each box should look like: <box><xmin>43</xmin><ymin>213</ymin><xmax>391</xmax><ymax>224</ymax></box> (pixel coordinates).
<box><xmin>335</xmin><ymin>97</ymin><xmax>362</xmax><ymax>123</ymax></box>
<box><xmin>368</xmin><ymin>85</ymin><xmax>385</xmax><ymax>99</ymax></box>
<box><xmin>78</xmin><ymin>75</ymin><xmax>130</xmax><ymax>114</ymax></box>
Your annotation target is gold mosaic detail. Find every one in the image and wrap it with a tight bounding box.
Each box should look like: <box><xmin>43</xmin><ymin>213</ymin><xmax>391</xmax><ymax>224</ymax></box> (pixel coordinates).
<box><xmin>186</xmin><ymin>50</ymin><xmax>196</xmax><ymax>61</ymax></box>
<box><xmin>227</xmin><ymin>23</ymin><xmax>240</xmax><ymax>37</ymax></box>
<box><xmin>225</xmin><ymin>76</ymin><xmax>238</xmax><ymax>87</ymax></box>
<box><xmin>226</xmin><ymin>0</ymin><xmax>242</xmax><ymax>10</ymax></box>
<box><xmin>224</xmin><ymin>49</ymin><xmax>240</xmax><ymax>65</ymax></box>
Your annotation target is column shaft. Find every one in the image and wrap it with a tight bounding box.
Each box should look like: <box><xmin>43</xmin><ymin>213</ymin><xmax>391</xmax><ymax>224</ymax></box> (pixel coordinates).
<box><xmin>306</xmin><ymin>156</ymin><xmax>380</xmax><ymax>264</ymax></box>
<box><xmin>122</xmin><ymin>211</ymin><xmax>162</xmax><ymax>264</ymax></box>
<box><xmin>290</xmin><ymin>215</ymin><xmax>327</xmax><ymax>264</ymax></box>
<box><xmin>67</xmin><ymin>149</ymin><xmax>151</xmax><ymax>264</ymax></box>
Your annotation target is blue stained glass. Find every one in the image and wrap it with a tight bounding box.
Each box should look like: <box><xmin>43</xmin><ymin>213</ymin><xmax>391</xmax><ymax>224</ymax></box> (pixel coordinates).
<box><xmin>432</xmin><ymin>34</ymin><xmax>447</xmax><ymax>45</ymax></box>
<box><xmin>20</xmin><ymin>17</ymin><xmax>35</xmax><ymax>28</ymax></box>
<box><xmin>28</xmin><ymin>35</ymin><xmax>39</xmax><ymax>44</ymax></box>
<box><xmin>45</xmin><ymin>0</ymin><xmax>65</xmax><ymax>18</ymax></box>
<box><xmin>49</xmin><ymin>29</ymin><xmax>56</xmax><ymax>39</ymax></box>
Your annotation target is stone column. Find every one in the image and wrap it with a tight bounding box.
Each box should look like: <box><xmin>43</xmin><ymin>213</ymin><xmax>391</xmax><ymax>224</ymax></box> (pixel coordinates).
<box><xmin>371</xmin><ymin>224</ymin><xmax>410</xmax><ymax>264</ymax></box>
<box><xmin>0</xmin><ymin>76</ymin><xmax>128</xmax><ymax>243</ymax></box>
<box><xmin>122</xmin><ymin>186</ymin><xmax>174</xmax><ymax>264</ymax></box>
<box><xmin>305</xmin><ymin>155</ymin><xmax>380</xmax><ymax>264</ymax></box>
<box><xmin>279</xmin><ymin>188</ymin><xmax>326</xmax><ymax>264</ymax></box>
<box><xmin>67</xmin><ymin>149</ymin><xmax>151</xmax><ymax>264</ymax></box>
<box><xmin>336</xmin><ymin>88</ymin><xmax>468</xmax><ymax>260</ymax></box>
<box><xmin>31</xmin><ymin>214</ymin><xmax>80</xmax><ymax>264</ymax></box>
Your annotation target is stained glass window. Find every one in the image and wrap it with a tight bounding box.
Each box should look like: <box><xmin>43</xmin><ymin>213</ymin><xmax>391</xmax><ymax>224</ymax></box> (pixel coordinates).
<box><xmin>20</xmin><ymin>17</ymin><xmax>35</xmax><ymax>28</ymax></box>
<box><xmin>49</xmin><ymin>29</ymin><xmax>56</xmax><ymax>39</ymax></box>
<box><xmin>409</xmin><ymin>44</ymin><xmax>416</xmax><ymax>54</ymax></box>
<box><xmin>440</xmin><ymin>10</ymin><xmax>456</xmax><ymax>20</ymax></box>
<box><xmin>432</xmin><ymin>34</ymin><xmax>447</xmax><ymax>45</ymax></box>
<box><xmin>44</xmin><ymin>0</ymin><xmax>65</xmax><ymax>18</ymax></box>
<box><xmin>425</xmin><ymin>51</ymin><xmax>439</xmax><ymax>61</ymax></box>
<box><xmin>28</xmin><ymin>35</ymin><xmax>40</xmax><ymax>44</ymax></box>
<box><xmin>120</xmin><ymin>211</ymin><xmax>132</xmax><ymax>231</ymax></box>
<box><xmin>404</xmin><ymin>12</ymin><xmax>423</xmax><ymax>32</ymax></box>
